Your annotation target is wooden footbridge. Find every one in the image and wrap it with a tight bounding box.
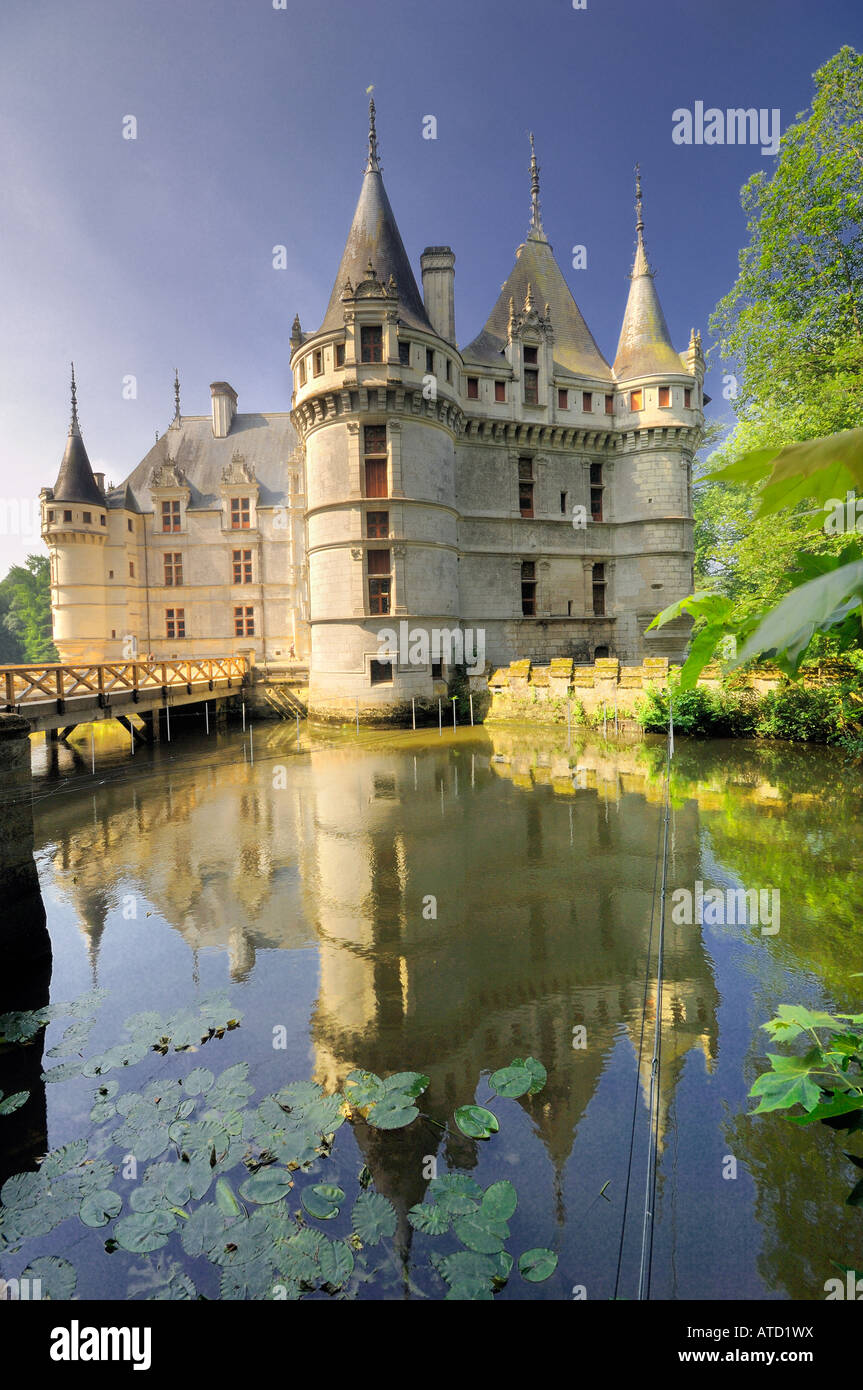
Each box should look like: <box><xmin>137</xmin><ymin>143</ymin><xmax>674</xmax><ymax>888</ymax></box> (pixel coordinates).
<box><xmin>1</xmin><ymin>657</ymin><xmax>249</xmax><ymax>742</ymax></box>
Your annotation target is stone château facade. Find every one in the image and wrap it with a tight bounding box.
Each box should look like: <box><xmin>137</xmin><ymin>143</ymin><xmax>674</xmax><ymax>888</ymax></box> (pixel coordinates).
<box><xmin>41</xmin><ymin>102</ymin><xmax>703</xmax><ymax>719</ymax></box>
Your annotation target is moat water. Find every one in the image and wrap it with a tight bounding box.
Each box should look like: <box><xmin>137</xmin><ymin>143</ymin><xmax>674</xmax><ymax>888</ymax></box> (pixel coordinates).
<box><xmin>2</xmin><ymin>716</ymin><xmax>861</xmax><ymax>1300</ymax></box>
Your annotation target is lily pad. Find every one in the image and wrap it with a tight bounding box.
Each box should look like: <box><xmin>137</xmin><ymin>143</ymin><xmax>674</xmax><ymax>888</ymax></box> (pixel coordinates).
<box><xmin>239</xmin><ymin>1168</ymin><xmax>294</xmax><ymax>1206</ymax></box>
<box><xmin>301</xmin><ymin>1183</ymin><xmax>344</xmax><ymax>1219</ymax></box>
<box><xmin>454</xmin><ymin>1105</ymin><xmax>499</xmax><ymax>1140</ymax></box>
<box><xmin>518</xmin><ymin>1247</ymin><xmax>558</xmax><ymax>1282</ymax></box>
<box><xmin>20</xmin><ymin>1256</ymin><xmax>77</xmax><ymax>1300</ymax></box>
<box><xmin>184</xmin><ymin>1067</ymin><xmax>214</xmax><ymax>1096</ymax></box>
<box><xmin>512</xmin><ymin>1056</ymin><xmax>547</xmax><ymax>1095</ymax></box>
<box><xmin>0</xmin><ymin>1090</ymin><xmax>29</xmax><ymax>1115</ymax></box>
<box><xmin>80</xmin><ymin>1189</ymin><xmax>123</xmax><ymax>1227</ymax></box>
<box><xmin>113</xmin><ymin>1210</ymin><xmax>177</xmax><ymax>1253</ymax></box>
<box><xmin>407</xmin><ymin>1202</ymin><xmax>452</xmax><ymax>1235</ymax></box>
<box><xmin>180</xmin><ymin>1202</ymin><xmax>237</xmax><ymax>1259</ymax></box>
<box><xmin>351</xmin><ymin>1191</ymin><xmax>397</xmax><ymax>1245</ymax></box>
<box><xmin>481</xmin><ymin>1180</ymin><xmax>518</xmax><ymax>1222</ymax></box>
<box><xmin>452</xmin><ymin>1213</ymin><xmax>509</xmax><ymax>1253</ymax></box>
<box><xmin>488</xmin><ymin>1065</ymin><xmax>533</xmax><ymax>1099</ymax></box>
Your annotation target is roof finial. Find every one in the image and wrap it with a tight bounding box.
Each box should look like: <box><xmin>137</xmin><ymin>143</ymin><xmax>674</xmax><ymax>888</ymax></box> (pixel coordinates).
<box><xmin>635</xmin><ymin>162</ymin><xmax>644</xmax><ymax>240</ymax></box>
<box><xmin>528</xmin><ymin>132</ymin><xmax>544</xmax><ymax>238</ymax></box>
<box><xmin>367</xmin><ymin>95</ymin><xmax>380</xmax><ymax>173</ymax></box>
<box><xmin>173</xmin><ymin>367</ymin><xmax>181</xmax><ymax>425</ymax></box>
<box><xmin>69</xmin><ymin>361</ymin><xmax>79</xmax><ymax>435</ymax></box>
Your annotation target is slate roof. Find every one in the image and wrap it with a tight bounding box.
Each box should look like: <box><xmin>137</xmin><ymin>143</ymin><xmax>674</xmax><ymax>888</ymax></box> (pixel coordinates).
<box><xmin>108</xmin><ymin>413</ymin><xmax>299</xmax><ymax>513</ymax></box>
<box><xmin>612</xmin><ymin>237</ymin><xmax>685</xmax><ymax>380</ymax></box>
<box><xmin>53</xmin><ymin>426</ymin><xmax>105</xmax><ymax>506</ymax></box>
<box><xmin>317</xmin><ymin>165</ymin><xmax>434</xmax><ymax>336</ymax></box>
<box><xmin>462</xmin><ymin>233</ymin><xmax>613</xmax><ymax>381</ymax></box>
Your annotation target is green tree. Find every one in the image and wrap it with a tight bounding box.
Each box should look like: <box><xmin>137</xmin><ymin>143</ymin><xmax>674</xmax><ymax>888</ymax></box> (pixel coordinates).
<box><xmin>1</xmin><ymin>556</ymin><xmax>58</xmax><ymax>663</ymax></box>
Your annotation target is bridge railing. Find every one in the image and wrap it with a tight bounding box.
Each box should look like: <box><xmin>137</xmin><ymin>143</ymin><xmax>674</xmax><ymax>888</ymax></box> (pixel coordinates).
<box><xmin>2</xmin><ymin>657</ymin><xmax>248</xmax><ymax>707</ymax></box>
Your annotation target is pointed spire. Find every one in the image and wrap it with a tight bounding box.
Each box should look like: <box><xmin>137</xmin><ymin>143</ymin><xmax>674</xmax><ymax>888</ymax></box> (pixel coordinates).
<box><xmin>172</xmin><ymin>368</ymin><xmax>181</xmax><ymax>426</ymax></box>
<box><xmin>528</xmin><ymin>132</ymin><xmax>546</xmax><ymax>242</ymax></box>
<box><xmin>367</xmin><ymin>96</ymin><xmax>380</xmax><ymax>173</ymax></box>
<box><xmin>69</xmin><ymin>361</ymin><xmax>80</xmax><ymax>435</ymax></box>
<box><xmin>317</xmin><ymin>98</ymin><xmax>433</xmax><ymax>335</ymax></box>
<box><xmin>613</xmin><ymin>164</ymin><xmax>681</xmax><ymax>380</ymax></box>
<box><xmin>53</xmin><ymin>365</ymin><xmax>104</xmax><ymax>505</ymax></box>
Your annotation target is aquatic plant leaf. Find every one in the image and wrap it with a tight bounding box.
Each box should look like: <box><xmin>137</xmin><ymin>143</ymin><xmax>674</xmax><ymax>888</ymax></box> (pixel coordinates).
<box><xmin>42</xmin><ymin>1059</ymin><xmax>88</xmax><ymax>1083</ymax></box>
<box><xmin>220</xmin><ymin>1262</ymin><xmax>278</xmax><ymax>1300</ymax></box>
<box><xmin>80</xmin><ymin>1189</ymin><xmax>123</xmax><ymax>1227</ymax></box>
<box><xmin>215</xmin><ymin>1178</ymin><xmax>243</xmax><ymax>1217</ymax></box>
<box><xmin>428</xmin><ymin>1173</ymin><xmax>483</xmax><ymax>1210</ymax></box>
<box><xmin>276</xmin><ymin>1081</ymin><xmax>326</xmax><ymax>1107</ymax></box>
<box><xmin>89</xmin><ymin>1099</ymin><xmax>117</xmax><ymax>1124</ymax></box>
<box><xmin>344</xmin><ymin>1070</ymin><xmax>384</xmax><ymax>1109</ymax></box>
<box><xmin>208</xmin><ymin>1063</ymin><xmax>254</xmax><ymax>1111</ymax></box>
<box><xmin>454</xmin><ymin>1105</ymin><xmax>499</xmax><ymax>1139</ymax></box>
<box><xmin>381</xmin><ymin>1071</ymin><xmax>430</xmax><ymax>1100</ymax></box>
<box><xmin>445</xmin><ymin>1280</ymin><xmax>494</xmax><ymax>1300</ymax></box>
<box><xmin>128</xmin><ymin>1256</ymin><xmax>198</xmax><ymax>1301</ymax></box>
<box><xmin>40</xmin><ymin>1139</ymin><xmax>88</xmax><ymax>1177</ymax></box>
<box><xmin>239</xmin><ymin>1168</ymin><xmax>294</xmax><ymax>1205</ymax></box>
<box><xmin>511</xmin><ymin>1056</ymin><xmax>548</xmax><ymax>1095</ymax></box>
<box><xmin>480</xmin><ymin>1180</ymin><xmax>518</xmax><ymax>1222</ymax></box>
<box><xmin>432</xmin><ymin>1249</ymin><xmax>498</xmax><ymax>1290</ymax></box>
<box><xmin>518</xmin><ymin>1247</ymin><xmax>558</xmax><ymax>1282</ymax></box>
<box><xmin>184</xmin><ymin>1067</ymin><xmax>214</xmax><ymax>1096</ymax></box>
<box><xmin>301</xmin><ymin>1183</ymin><xmax>342</xmax><ymax>1219</ymax></box>
<box><xmin>351</xmin><ymin>1191</ymin><xmax>397</xmax><ymax>1245</ymax></box>
<box><xmin>317</xmin><ymin>1236</ymin><xmax>355</xmax><ymax>1289</ymax></box>
<box><xmin>452</xmin><ymin>1213</ymin><xmax>509</xmax><ymax>1253</ymax></box>
<box><xmin>488</xmin><ymin>1065</ymin><xmax>533</xmax><ymax>1099</ymax></box>
<box><xmin>407</xmin><ymin>1202</ymin><xmax>452</xmax><ymax>1235</ymax></box>
<box><xmin>46</xmin><ymin>1019</ymin><xmax>93</xmax><ymax>1057</ymax></box>
<box><xmin>180</xmin><ymin>1202</ymin><xmax>238</xmax><ymax>1258</ymax></box>
<box><xmin>65</xmin><ymin>988</ymin><xmax>107</xmax><ymax>1018</ymax></box>
<box><xmin>366</xmin><ymin>1095</ymin><xmax>419</xmax><ymax>1129</ymax></box>
<box><xmin>114</xmin><ymin>1210</ymin><xmax>177</xmax><ymax>1253</ymax></box>
<box><xmin>0</xmin><ymin>1007</ymin><xmax>52</xmax><ymax>1044</ymax></box>
<box><xmin>20</xmin><ymin>1256</ymin><xmax>77</xmax><ymax>1300</ymax></box>
<box><xmin>1</xmin><ymin>1169</ymin><xmax>43</xmax><ymax>1211</ymax></box>
<box><xmin>489</xmin><ymin>1249</ymin><xmax>513</xmax><ymax>1285</ymax></box>
<box><xmin>0</xmin><ymin>1090</ymin><xmax>29</xmax><ymax>1115</ymax></box>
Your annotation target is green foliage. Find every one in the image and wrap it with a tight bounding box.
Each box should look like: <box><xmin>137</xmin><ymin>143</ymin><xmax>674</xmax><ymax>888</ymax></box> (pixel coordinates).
<box><xmin>0</xmin><ymin>1089</ymin><xmax>29</xmax><ymax>1115</ymax></box>
<box><xmin>0</xmin><ymin>555</ymin><xmax>58</xmax><ymax>663</ymax></box>
<box><xmin>637</xmin><ymin>683</ymin><xmax>758</xmax><ymax>737</ymax></box>
<box><xmin>749</xmin><ymin>1002</ymin><xmax>863</xmax><ymax>1204</ymax></box>
<box><xmin>637</xmin><ymin>676</ymin><xmax>862</xmax><ymax>745</ymax></box>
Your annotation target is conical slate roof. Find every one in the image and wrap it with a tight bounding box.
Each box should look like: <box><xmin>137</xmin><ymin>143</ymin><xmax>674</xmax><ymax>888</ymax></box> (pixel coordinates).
<box><xmin>53</xmin><ymin>368</ymin><xmax>104</xmax><ymax>506</ymax></box>
<box><xmin>317</xmin><ymin>100</ymin><xmax>433</xmax><ymax>336</ymax></box>
<box><xmin>463</xmin><ymin>233</ymin><xmax>612</xmax><ymax>379</ymax></box>
<box><xmin>613</xmin><ymin>170</ymin><xmax>683</xmax><ymax>380</ymax></box>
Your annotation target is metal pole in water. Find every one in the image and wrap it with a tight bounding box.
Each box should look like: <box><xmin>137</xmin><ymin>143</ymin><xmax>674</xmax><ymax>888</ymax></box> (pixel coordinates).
<box><xmin>91</xmin><ymin>727</ymin><xmax>95</xmax><ymax>775</ymax></box>
<box><xmin>452</xmin><ymin>697</ymin><xmax>457</xmax><ymax>730</ymax></box>
<box><xmin>166</xmin><ymin>704</ymin><xmax>171</xmax><ymax>743</ymax></box>
<box><xmin>296</xmin><ymin>711</ymin><xmax>300</xmax><ymax>750</ymax></box>
<box><xmin>356</xmin><ymin>699</ymin><xmax>359</xmax><ymax>735</ymax></box>
<box><xmin>603</xmin><ymin>704</ymin><xmax>607</xmax><ymax>739</ymax></box>
<box><xmin>614</xmin><ymin>691</ymin><xmax>618</xmax><ymax>736</ymax></box>
<box><xmin>412</xmin><ymin>697</ymin><xmax>416</xmax><ymax>731</ymax></box>
<box><xmin>469</xmin><ymin>693</ymin><xmax>474</xmax><ymax>726</ymax></box>
<box><xmin>205</xmin><ymin>702</ymin><xmax>209</xmax><ymax>735</ymax></box>
<box><xmin>250</xmin><ymin>725</ymin><xmax>254</xmax><ymax>765</ymax></box>
<box><xmin>130</xmin><ymin>719</ymin><xmax>135</xmax><ymax>756</ymax></box>
<box><xmin>438</xmin><ymin>698</ymin><xmax>442</xmax><ymax>736</ymax></box>
<box><xmin>242</xmin><ymin>700</ymin><xmax>246</xmax><ymax>733</ymax></box>
<box><xmin>567</xmin><ymin>696</ymin><xmax>571</xmax><ymax>744</ymax></box>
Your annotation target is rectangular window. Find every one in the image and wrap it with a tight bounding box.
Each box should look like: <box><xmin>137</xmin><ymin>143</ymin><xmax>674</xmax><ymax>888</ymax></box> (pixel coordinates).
<box><xmin>83</xmin><ymin>511</ymin><xmax>91</xmax><ymax>524</ymax></box>
<box><xmin>63</xmin><ymin>509</ymin><xmax>72</xmax><ymax>522</ymax></box>
<box><xmin>524</xmin><ymin>370</ymin><xmax>539</xmax><ymax>405</ymax></box>
<box><xmin>166</xmin><ymin>607</ymin><xmax>185</xmax><ymax>639</ymax></box>
<box><xmin>313</xmin><ymin>349</ymin><xmax>323</xmax><ymax>376</ymax></box>
<box><xmin>425</xmin><ymin>348</ymin><xmax>434</xmax><ymax>374</ymax></box>
<box><xmin>558</xmin><ymin>389</ymin><xmax>568</xmax><ymax>409</ymax></box>
<box><xmin>360</xmin><ymin>325</ymin><xmax>383</xmax><ymax>363</ymax></box>
<box><xmin>230</xmin><ymin>497</ymin><xmax>251</xmax><ymax>529</ymax></box>
<box><xmin>234</xmin><ymin>605</ymin><xmax>255</xmax><ymax>637</ymax></box>
<box><xmin>232</xmin><ymin>549</ymin><xmax>252</xmax><ymax>584</ymax></box>
<box><xmin>523</xmin><ymin>345</ymin><xmax>538</xmax><ymax>365</ymax></box>
<box><xmin>366</xmin><ymin>510</ymin><xmax>389</xmax><ymax>539</ymax></box>
<box><xmin>129</xmin><ymin>561</ymin><xmax>135</xmax><ymax>578</ymax></box>
<box><xmin>367</xmin><ymin>548</ymin><xmax>391</xmax><ymax>575</ymax></box>
<box><xmin>398</xmin><ymin>340</ymin><xmax>411</xmax><ymax>366</ymax></box>
<box><xmin>364</xmin><ymin>424</ymin><xmax>388</xmax><ymax>498</ymax></box>
<box><xmin>467</xmin><ymin>376</ymin><xmax>479</xmax><ymax>399</ymax></box>
<box><xmin>592</xmin><ymin>563</ymin><xmax>606</xmax><ymax>616</ymax></box>
<box><xmin>591</xmin><ymin>488</ymin><xmax>603</xmax><ymax>522</ymax></box>
<box><xmin>127</xmin><ymin>518</ymin><xmax>133</xmax><ymax>532</ymax></box>
<box><xmin>582</xmin><ymin>391</ymin><xmax>592</xmax><ymax>412</ymax></box>
<box><xmin>605</xmin><ymin>394</ymin><xmax>614</xmax><ymax>415</ymax></box>
<box><xmin>368</xmin><ymin>577</ymin><xmax>391</xmax><ymax>616</ymax></box>
<box><xmin>658</xmin><ymin>386</ymin><xmax>671</xmax><ymax>407</ymax></box>
<box><xmin>494</xmin><ymin>380</ymin><xmax>506</xmax><ymax>402</ymax></box>
<box><xmin>431</xmin><ymin>660</ymin><xmax>443</xmax><ymax>681</ymax></box>
<box><xmin>521</xmin><ymin>560</ymin><xmax>536</xmax><ymax>617</ymax></box>
<box><xmin>370</xmin><ymin>659</ymin><xmax>392</xmax><ymax>685</ymax></box>
<box><xmin>446</xmin><ymin>359</ymin><xmax>452</xmax><ymax>382</ymax></box>
<box><xmin>162</xmin><ymin>499</ymin><xmax>181</xmax><ymax>532</ymax></box>
<box><xmin>590</xmin><ymin>463</ymin><xmax>603</xmax><ymax>485</ymax></box>
<box><xmin>48</xmin><ymin>509</ymin><xmax>54</xmax><ymax>522</ymax></box>
<box><xmin>684</xmin><ymin>387</ymin><xmax>692</xmax><ymax>408</ymax></box>
<box><xmin>298</xmin><ymin>359</ymin><xmax>306</xmax><ymax>386</ymax></box>
<box><xmin>518</xmin><ymin>458</ymin><xmax>534</xmax><ymax>518</ymax></box>
<box><xmin>164</xmin><ymin>553</ymin><xmax>183</xmax><ymax>586</ymax></box>
<box><xmin>560</xmin><ymin>491</ymin><xmax>567</xmax><ymax>514</ymax></box>
<box><xmin>630</xmin><ymin>389</ymin><xmax>643</xmax><ymax>411</ymax></box>
<box><xmin>100</xmin><ymin>514</ymin><xmax>107</xmax><ymax>525</ymax></box>
<box><xmin>335</xmin><ymin>343</ymin><xmax>345</xmax><ymax>368</ymax></box>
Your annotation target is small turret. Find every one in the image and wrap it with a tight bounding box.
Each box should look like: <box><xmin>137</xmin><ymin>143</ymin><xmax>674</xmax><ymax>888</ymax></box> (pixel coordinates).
<box><xmin>52</xmin><ymin>364</ymin><xmax>104</xmax><ymax>506</ymax></box>
<box><xmin>613</xmin><ymin>167</ymin><xmax>682</xmax><ymax>381</ymax></box>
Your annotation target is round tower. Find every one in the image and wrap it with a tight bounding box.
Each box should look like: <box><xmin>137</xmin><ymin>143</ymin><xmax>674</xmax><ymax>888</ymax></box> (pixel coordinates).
<box><xmin>292</xmin><ymin>100</ymin><xmax>464</xmax><ymax>721</ymax></box>
<box><xmin>40</xmin><ymin>366</ymin><xmax>109</xmax><ymax>663</ymax></box>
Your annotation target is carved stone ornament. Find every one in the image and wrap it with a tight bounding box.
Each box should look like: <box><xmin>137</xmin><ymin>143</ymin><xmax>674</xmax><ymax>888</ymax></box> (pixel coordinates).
<box><xmin>221</xmin><ymin>451</ymin><xmax>256</xmax><ymax>486</ymax></box>
<box><xmin>350</xmin><ymin>547</ymin><xmax>363</xmax><ymax>561</ymax></box>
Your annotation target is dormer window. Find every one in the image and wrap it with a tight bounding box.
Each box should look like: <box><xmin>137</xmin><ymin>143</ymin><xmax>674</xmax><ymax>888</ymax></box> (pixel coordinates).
<box><xmin>230</xmin><ymin>497</ymin><xmax>251</xmax><ymax>529</ymax></box>
<box><xmin>361</xmin><ymin>326</ymin><xmax>383</xmax><ymax>363</ymax></box>
<box><xmin>523</xmin><ymin>346</ymin><xmax>538</xmax><ymax>365</ymax></box>
<box><xmin>523</xmin><ymin>370</ymin><xmax>539</xmax><ymax>406</ymax></box>
<box><xmin>161</xmin><ymin>499</ymin><xmax>181</xmax><ymax>532</ymax></box>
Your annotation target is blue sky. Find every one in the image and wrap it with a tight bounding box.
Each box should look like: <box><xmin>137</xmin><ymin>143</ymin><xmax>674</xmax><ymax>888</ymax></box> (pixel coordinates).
<box><xmin>0</xmin><ymin>0</ymin><xmax>860</xmax><ymax>566</ymax></box>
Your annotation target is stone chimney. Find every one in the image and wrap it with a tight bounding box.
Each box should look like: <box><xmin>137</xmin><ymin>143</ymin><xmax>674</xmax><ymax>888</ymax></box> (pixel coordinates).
<box><xmin>93</xmin><ymin>472</ymin><xmax>106</xmax><ymax>493</ymax></box>
<box><xmin>420</xmin><ymin>247</ymin><xmax>456</xmax><ymax>345</ymax></box>
<box><xmin>210</xmin><ymin>382</ymin><xmax>238</xmax><ymax>438</ymax></box>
